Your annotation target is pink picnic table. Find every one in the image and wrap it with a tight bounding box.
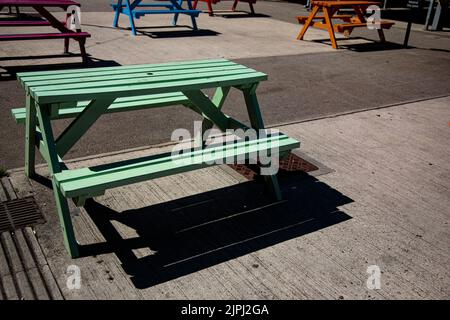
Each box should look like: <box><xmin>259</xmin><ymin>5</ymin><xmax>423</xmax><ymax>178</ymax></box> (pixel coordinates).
<box><xmin>0</xmin><ymin>0</ymin><xmax>90</xmax><ymax>62</ymax></box>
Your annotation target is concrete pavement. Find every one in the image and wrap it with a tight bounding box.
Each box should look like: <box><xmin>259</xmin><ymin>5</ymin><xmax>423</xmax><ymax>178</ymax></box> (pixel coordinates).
<box><xmin>2</xmin><ymin>95</ymin><xmax>449</xmax><ymax>299</ymax></box>
<box><xmin>1</xmin><ymin>3</ymin><xmax>449</xmax><ymax>170</ymax></box>
<box><xmin>0</xmin><ymin>1</ymin><xmax>449</xmax><ymax>300</ymax></box>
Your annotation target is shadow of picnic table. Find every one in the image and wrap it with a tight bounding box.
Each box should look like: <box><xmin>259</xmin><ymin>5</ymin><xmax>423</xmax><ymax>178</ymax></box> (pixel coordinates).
<box><xmin>79</xmin><ymin>170</ymin><xmax>353</xmax><ymax>289</ymax></box>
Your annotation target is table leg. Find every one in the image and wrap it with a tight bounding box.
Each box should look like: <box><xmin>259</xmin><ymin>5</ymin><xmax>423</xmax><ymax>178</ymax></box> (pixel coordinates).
<box><xmin>78</xmin><ymin>37</ymin><xmax>88</xmax><ymax>62</ymax></box>
<box><xmin>193</xmin><ymin>86</ymin><xmax>230</xmax><ymax>148</ymax></box>
<box><xmin>183</xmin><ymin>90</ymin><xmax>230</xmax><ymax>132</ymax></box>
<box><xmin>25</xmin><ymin>94</ymin><xmax>36</xmax><ymax>177</ymax></box>
<box><xmin>55</xmin><ymin>98</ymin><xmax>115</xmax><ymax>157</ymax></box>
<box><xmin>183</xmin><ymin>87</ymin><xmax>282</xmax><ymax>200</ymax></box>
<box><xmin>377</xmin><ymin>29</ymin><xmax>386</xmax><ymax>42</ymax></box>
<box><xmin>35</xmin><ymin>103</ymin><xmax>79</xmax><ymax>258</ymax></box>
<box><xmin>353</xmin><ymin>5</ymin><xmax>385</xmax><ymax>42</ymax></box>
<box><xmin>125</xmin><ymin>0</ymin><xmax>137</xmax><ymax>36</ymax></box>
<box><xmin>352</xmin><ymin>5</ymin><xmax>367</xmax><ymax>23</ymax></box>
<box><xmin>171</xmin><ymin>0</ymin><xmax>198</xmax><ymax>30</ymax></box>
<box><xmin>242</xmin><ymin>86</ymin><xmax>282</xmax><ymax>201</ymax></box>
<box><xmin>232</xmin><ymin>0</ymin><xmax>239</xmax><ymax>11</ymax></box>
<box><xmin>187</xmin><ymin>0</ymin><xmax>198</xmax><ymax>30</ymax></box>
<box><xmin>322</xmin><ymin>7</ymin><xmax>338</xmax><ymax>49</ymax></box>
<box><xmin>64</xmin><ymin>12</ymin><xmax>70</xmax><ymax>54</ymax></box>
<box><xmin>172</xmin><ymin>0</ymin><xmax>182</xmax><ymax>26</ymax></box>
<box><xmin>113</xmin><ymin>0</ymin><xmax>123</xmax><ymax>28</ymax></box>
<box><xmin>297</xmin><ymin>4</ymin><xmax>320</xmax><ymax>40</ymax></box>
<box><xmin>206</xmin><ymin>0</ymin><xmax>214</xmax><ymax>16</ymax></box>
<box><xmin>248</xmin><ymin>2</ymin><xmax>255</xmax><ymax>15</ymax></box>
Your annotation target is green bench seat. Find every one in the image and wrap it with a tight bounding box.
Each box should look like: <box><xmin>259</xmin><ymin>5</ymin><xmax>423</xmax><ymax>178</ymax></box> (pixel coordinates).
<box><xmin>11</xmin><ymin>92</ymin><xmax>189</xmax><ymax>124</ymax></box>
<box><xmin>54</xmin><ymin>133</ymin><xmax>299</xmax><ymax>201</ymax></box>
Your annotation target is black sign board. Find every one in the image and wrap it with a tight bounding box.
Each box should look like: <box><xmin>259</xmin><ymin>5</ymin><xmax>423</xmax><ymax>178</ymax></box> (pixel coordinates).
<box><xmin>407</xmin><ymin>0</ymin><xmax>423</xmax><ymax>9</ymax></box>
<box><xmin>404</xmin><ymin>0</ymin><xmax>424</xmax><ymax>46</ymax></box>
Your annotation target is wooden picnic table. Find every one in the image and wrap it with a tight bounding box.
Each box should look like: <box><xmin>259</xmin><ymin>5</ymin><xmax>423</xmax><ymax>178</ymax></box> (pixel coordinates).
<box><xmin>12</xmin><ymin>59</ymin><xmax>300</xmax><ymax>258</ymax></box>
<box><xmin>296</xmin><ymin>0</ymin><xmax>395</xmax><ymax>49</ymax></box>
<box><xmin>0</xmin><ymin>0</ymin><xmax>90</xmax><ymax>61</ymax></box>
<box><xmin>111</xmin><ymin>0</ymin><xmax>201</xmax><ymax>36</ymax></box>
<box><xmin>193</xmin><ymin>0</ymin><xmax>257</xmax><ymax>16</ymax></box>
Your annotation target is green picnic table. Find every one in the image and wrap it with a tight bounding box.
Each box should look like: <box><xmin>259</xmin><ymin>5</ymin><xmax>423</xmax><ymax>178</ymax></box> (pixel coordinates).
<box><xmin>12</xmin><ymin>59</ymin><xmax>300</xmax><ymax>258</ymax></box>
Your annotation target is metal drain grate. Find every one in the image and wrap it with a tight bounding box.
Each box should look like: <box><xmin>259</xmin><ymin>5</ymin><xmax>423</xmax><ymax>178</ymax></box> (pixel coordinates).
<box><xmin>279</xmin><ymin>153</ymin><xmax>319</xmax><ymax>172</ymax></box>
<box><xmin>228</xmin><ymin>153</ymin><xmax>319</xmax><ymax>181</ymax></box>
<box><xmin>0</xmin><ymin>196</ymin><xmax>45</xmax><ymax>233</ymax></box>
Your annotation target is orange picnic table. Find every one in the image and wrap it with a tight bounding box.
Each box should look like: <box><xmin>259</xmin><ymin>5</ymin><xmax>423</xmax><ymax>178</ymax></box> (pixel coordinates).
<box><xmin>296</xmin><ymin>0</ymin><xmax>395</xmax><ymax>49</ymax></box>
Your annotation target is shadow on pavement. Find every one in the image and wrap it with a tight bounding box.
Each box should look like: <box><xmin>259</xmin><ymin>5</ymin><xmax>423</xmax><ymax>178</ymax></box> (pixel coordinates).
<box><xmin>0</xmin><ymin>58</ymin><xmax>121</xmax><ymax>81</ymax></box>
<box><xmin>310</xmin><ymin>37</ymin><xmax>408</xmax><ymax>52</ymax></box>
<box><xmin>75</xmin><ymin>171</ymin><xmax>353</xmax><ymax>289</ymax></box>
<box><xmin>138</xmin><ymin>28</ymin><xmax>220</xmax><ymax>38</ymax></box>
<box><xmin>339</xmin><ymin>39</ymin><xmax>408</xmax><ymax>52</ymax></box>
<box><xmin>84</xmin><ymin>24</ymin><xmax>221</xmax><ymax>38</ymax></box>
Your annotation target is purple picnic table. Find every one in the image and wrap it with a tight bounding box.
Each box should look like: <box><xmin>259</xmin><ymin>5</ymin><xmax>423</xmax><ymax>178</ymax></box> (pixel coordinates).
<box><xmin>0</xmin><ymin>0</ymin><xmax>90</xmax><ymax>62</ymax></box>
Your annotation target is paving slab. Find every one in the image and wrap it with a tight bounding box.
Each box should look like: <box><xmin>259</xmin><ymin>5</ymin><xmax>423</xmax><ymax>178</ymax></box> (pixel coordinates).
<box><xmin>0</xmin><ymin>177</ymin><xmax>63</xmax><ymax>299</ymax></box>
<box><xmin>5</xmin><ymin>96</ymin><xmax>449</xmax><ymax>299</ymax></box>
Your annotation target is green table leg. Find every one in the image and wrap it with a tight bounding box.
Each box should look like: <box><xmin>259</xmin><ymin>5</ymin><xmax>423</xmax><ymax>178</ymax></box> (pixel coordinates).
<box><xmin>55</xmin><ymin>98</ymin><xmax>115</xmax><ymax>157</ymax></box>
<box><xmin>186</xmin><ymin>85</ymin><xmax>283</xmax><ymax>201</ymax></box>
<box><xmin>36</xmin><ymin>103</ymin><xmax>79</xmax><ymax>258</ymax></box>
<box><xmin>25</xmin><ymin>94</ymin><xmax>36</xmax><ymax>177</ymax></box>
<box><xmin>183</xmin><ymin>89</ymin><xmax>230</xmax><ymax>132</ymax></box>
<box><xmin>193</xmin><ymin>86</ymin><xmax>230</xmax><ymax>148</ymax></box>
<box><xmin>243</xmin><ymin>85</ymin><xmax>282</xmax><ymax>201</ymax></box>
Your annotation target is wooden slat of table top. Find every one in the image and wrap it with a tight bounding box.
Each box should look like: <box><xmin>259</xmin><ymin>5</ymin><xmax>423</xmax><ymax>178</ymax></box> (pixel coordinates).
<box><xmin>312</xmin><ymin>1</ymin><xmax>381</xmax><ymax>7</ymax></box>
<box><xmin>17</xmin><ymin>58</ymin><xmax>231</xmax><ymax>79</ymax></box>
<box><xmin>24</xmin><ymin>63</ymin><xmax>247</xmax><ymax>89</ymax></box>
<box><xmin>0</xmin><ymin>20</ymin><xmax>52</xmax><ymax>26</ymax></box>
<box><xmin>0</xmin><ymin>31</ymin><xmax>90</xmax><ymax>41</ymax></box>
<box><xmin>20</xmin><ymin>59</ymin><xmax>238</xmax><ymax>83</ymax></box>
<box><xmin>18</xmin><ymin>59</ymin><xmax>268</xmax><ymax>104</ymax></box>
<box><xmin>0</xmin><ymin>0</ymin><xmax>79</xmax><ymax>7</ymax></box>
<box><xmin>32</xmin><ymin>72</ymin><xmax>267</xmax><ymax>104</ymax></box>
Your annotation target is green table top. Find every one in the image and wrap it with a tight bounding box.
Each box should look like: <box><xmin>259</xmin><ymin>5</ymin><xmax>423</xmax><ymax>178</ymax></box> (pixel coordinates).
<box><xmin>17</xmin><ymin>59</ymin><xmax>267</xmax><ymax>104</ymax></box>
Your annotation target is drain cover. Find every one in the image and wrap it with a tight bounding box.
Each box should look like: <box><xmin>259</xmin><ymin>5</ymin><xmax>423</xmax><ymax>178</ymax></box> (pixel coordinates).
<box><xmin>0</xmin><ymin>196</ymin><xmax>45</xmax><ymax>233</ymax></box>
<box><xmin>228</xmin><ymin>153</ymin><xmax>319</xmax><ymax>181</ymax></box>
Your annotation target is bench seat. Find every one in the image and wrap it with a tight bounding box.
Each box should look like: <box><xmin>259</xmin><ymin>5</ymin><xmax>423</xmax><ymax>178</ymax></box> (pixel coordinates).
<box><xmin>296</xmin><ymin>14</ymin><xmax>353</xmax><ymax>24</ymax></box>
<box><xmin>335</xmin><ymin>21</ymin><xmax>395</xmax><ymax>32</ymax></box>
<box><xmin>131</xmin><ymin>9</ymin><xmax>201</xmax><ymax>18</ymax></box>
<box><xmin>312</xmin><ymin>1</ymin><xmax>382</xmax><ymax>8</ymax></box>
<box><xmin>11</xmin><ymin>92</ymin><xmax>189</xmax><ymax>124</ymax></box>
<box><xmin>0</xmin><ymin>20</ymin><xmax>65</xmax><ymax>26</ymax></box>
<box><xmin>54</xmin><ymin>133</ymin><xmax>300</xmax><ymax>200</ymax></box>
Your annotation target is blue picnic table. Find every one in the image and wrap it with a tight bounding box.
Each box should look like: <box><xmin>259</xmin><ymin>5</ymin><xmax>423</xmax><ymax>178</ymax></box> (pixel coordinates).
<box><xmin>111</xmin><ymin>0</ymin><xmax>201</xmax><ymax>36</ymax></box>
